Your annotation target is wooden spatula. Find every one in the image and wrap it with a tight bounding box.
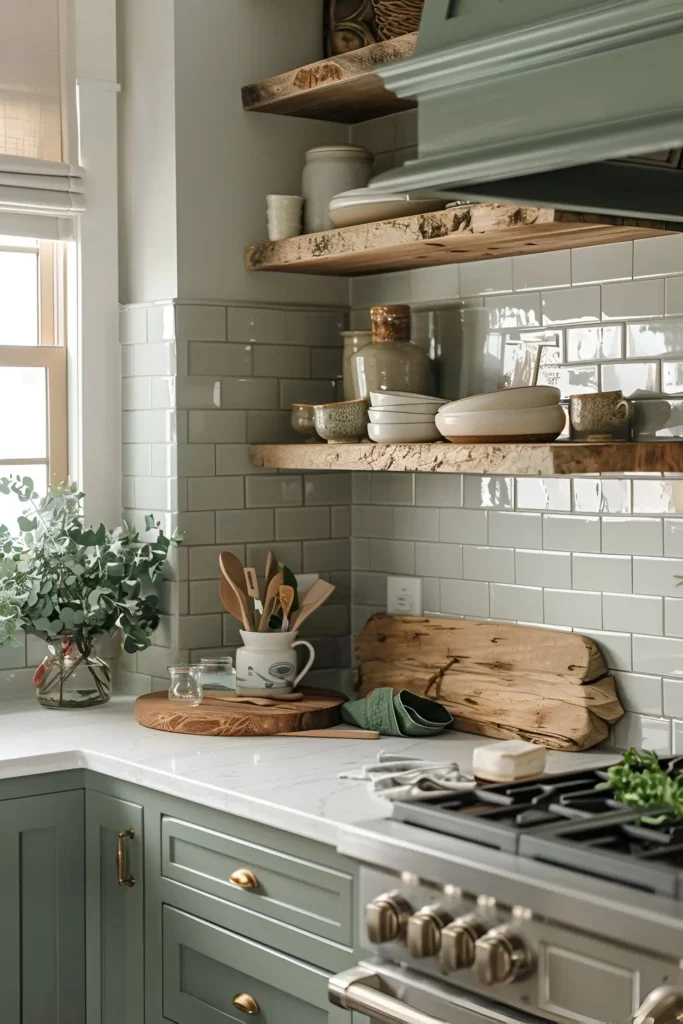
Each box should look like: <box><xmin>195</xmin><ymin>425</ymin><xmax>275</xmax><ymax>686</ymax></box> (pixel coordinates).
<box><xmin>258</xmin><ymin>571</ymin><xmax>285</xmax><ymax>632</ymax></box>
<box><xmin>290</xmin><ymin>579</ymin><xmax>335</xmax><ymax>631</ymax></box>
<box><xmin>219</xmin><ymin>553</ymin><xmax>253</xmax><ymax>630</ymax></box>
<box><xmin>244</xmin><ymin>567</ymin><xmax>264</xmax><ymax>625</ymax></box>
<box><xmin>279</xmin><ymin>585</ymin><xmax>295</xmax><ymax>632</ymax></box>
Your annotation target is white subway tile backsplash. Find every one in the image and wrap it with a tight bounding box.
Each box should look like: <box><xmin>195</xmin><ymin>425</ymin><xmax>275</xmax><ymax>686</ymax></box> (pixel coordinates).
<box><xmin>611</xmin><ymin>713</ymin><xmax>671</xmax><ymax>754</ymax></box>
<box><xmin>604</xmin><ymin>593</ymin><xmax>662</xmax><ymax>636</ymax></box>
<box><xmin>440</xmin><ymin>508</ymin><xmax>488</xmax><ymax>545</ymax></box>
<box><xmin>122</xmin><ymin>341</ymin><xmax>176</xmax><ymax>378</ymax></box>
<box><xmin>410</xmin><ymin>264</ymin><xmax>460</xmax><ymax>304</ymax></box>
<box><xmin>542</xmin><ymin>285</ymin><xmax>600</xmax><ymax>325</ymax></box>
<box><xmin>572</xmin><ymin>479</ymin><xmax>631</xmax><ymax>515</ymax></box>
<box><xmin>189</xmin><ymin>581</ymin><xmax>224</xmax><ymax>615</ymax></box>
<box><xmin>332</xmin><ymin>506</ymin><xmax>351</xmax><ymax>538</ymax></box>
<box><xmin>123</xmin><ymin>377</ymin><xmax>152</xmax><ymax>410</ymax></box>
<box><xmin>188</xmin><ymin>477</ymin><xmax>245</xmax><ymax>512</ymax></box>
<box><xmin>352</xmin><ymin>473</ymin><xmax>372</xmax><ymax>504</ymax></box>
<box><xmin>566</xmin><ymin>325</ymin><xmax>623</xmax><ymax>362</ymax></box>
<box><xmin>229</xmin><ymin>307</ymin><xmax>286</xmax><ymax>345</ymax></box>
<box><xmin>123</xmin><ymin>410</ymin><xmax>174</xmax><ymax>444</ymax></box>
<box><xmin>369</xmin><ymin>539</ymin><xmax>414</xmax><ymax>575</ymax></box>
<box><xmin>220</xmin><ymin>377</ymin><xmax>278</xmax><ymax>410</ymax></box>
<box><xmin>122</xmin><ymin>444</ymin><xmax>152</xmax><ymax>477</ymax></box>
<box><xmin>371</xmin><ymin>473</ymin><xmax>415</xmax><ymax>506</ymax></box>
<box><xmin>626</xmin><ymin>319</ymin><xmax>683</xmax><ymax>358</ymax></box>
<box><xmin>516</xmin><ymin>478</ymin><xmax>571</xmax><ymax>512</ymax></box>
<box><xmin>147</xmin><ymin>303</ymin><xmax>175</xmax><ymax>343</ymax></box>
<box><xmin>573</xmin><ymin>553</ymin><xmax>631</xmax><ymax>594</ymax></box>
<box><xmin>441</xmin><ymin>578</ymin><xmax>489</xmax><ymax>618</ymax></box>
<box><xmin>537</xmin><ymin>363</ymin><xmax>598</xmax><ymax>397</ymax></box>
<box><xmin>633</xmin><ymin>634</ymin><xmax>683</xmax><ymax>676</ymax></box>
<box><xmin>613</xmin><ymin>672</ymin><xmax>663</xmax><ymax>715</ymax></box>
<box><xmin>176</xmin><ymin>511</ymin><xmax>215</xmax><ymax>546</ymax></box>
<box><xmin>634</xmin><ymin>235</ymin><xmax>683</xmax><ymax>278</ymax></box>
<box><xmin>353</xmin><ymin>572</ymin><xmax>387</xmax><ymax>606</ymax></box>
<box><xmin>188</xmin><ymin>342</ymin><xmax>252</xmax><ymax>377</ymax></box>
<box><xmin>463</xmin><ymin>545</ymin><xmax>514</xmax><ymax>583</ymax></box>
<box><xmin>120</xmin><ymin>306</ymin><xmax>147</xmax><ymax>345</ymax></box>
<box><xmin>490</xmin><ymin>511</ymin><xmax>542</xmax><ymax>549</ymax></box>
<box><xmin>304</xmin><ymin>473</ymin><xmax>351</xmax><ymax>506</ymax></box>
<box><xmin>393</xmin><ymin>506</ymin><xmax>439</xmax><ymax>541</ymax></box>
<box><xmin>415</xmin><ymin>474</ymin><xmax>463</xmax><ymax>508</ymax></box>
<box><xmin>602</xmin><ymin>516</ymin><xmax>663</xmax><ymax>556</ymax></box>
<box><xmin>351</xmin><ymin>271</ymin><xmax>412</xmax><ymax>309</ymax></box>
<box><xmin>490</xmin><ymin>583</ymin><xmax>543</xmax><ymax>623</ymax></box>
<box><xmin>176</xmin><ymin>304</ymin><xmax>226</xmax><ymax>342</ymax></box>
<box><xmin>303</xmin><ymin>538</ymin><xmax>349</xmax><ymax>572</ymax></box>
<box><xmin>188</xmin><ymin>410</ymin><xmax>246</xmax><ymax>444</ymax></box>
<box><xmin>666</xmin><ymin>277</ymin><xmax>683</xmax><ymax>316</ymax></box>
<box><xmin>544</xmin><ymin>589</ymin><xmax>602</xmax><ymax>629</ymax></box>
<box><xmin>664</xmin><ymin>678</ymin><xmax>683</xmax><ymax>717</ymax></box>
<box><xmin>460</xmin><ymin>258</ymin><xmax>512</xmax><ymax>296</ymax></box>
<box><xmin>352</xmin><ymin>504</ymin><xmax>394</xmax><ymax>538</ymax></box>
<box><xmin>632</xmin><ymin>480</ymin><xmax>683</xmax><ymax>515</ymax></box>
<box><xmin>276</xmin><ymin>506</ymin><xmax>330</xmax><ymax>541</ymax></box>
<box><xmin>661</xmin><ymin>361</ymin><xmax>683</xmax><ymax>393</ymax></box>
<box><xmin>666</xmin><ymin>597</ymin><xmax>683</xmax><ymax>638</ymax></box>
<box><xmin>603</xmin><ymin>279</ymin><xmax>665</xmax><ymax>320</ymax></box>
<box><xmin>571</xmin><ymin>241</ymin><xmax>633</xmax><ymax>285</ymax></box>
<box><xmin>176</xmin><ymin>445</ymin><xmax>215</xmax><ymax>478</ymax></box>
<box><xmin>600</xmin><ymin>361</ymin><xmax>658</xmax><ymax>394</ymax></box>
<box><xmin>543</xmin><ymin>514</ymin><xmax>600</xmax><ymax>552</ymax></box>
<box><xmin>216</xmin><ymin>509</ymin><xmax>273</xmax><ymax>544</ymax></box>
<box><xmin>416</xmin><ymin>541</ymin><xmax>463</xmax><ymax>579</ymax></box>
<box><xmin>516</xmin><ymin>549</ymin><xmax>571</xmax><ymax>589</ymax></box>
<box><xmin>581</xmin><ymin>629</ymin><xmax>632</xmax><ymax>671</ymax></box>
<box><xmin>189</xmin><ymin>544</ymin><xmax>244</xmax><ymax>581</ymax></box>
<box><xmin>463</xmin><ymin>476</ymin><xmax>513</xmax><ymax>510</ymax></box>
<box><xmin>485</xmin><ymin>293</ymin><xmax>541</xmax><ymax>329</ymax></box>
<box><xmin>633</xmin><ymin>556</ymin><xmax>683</xmax><ymax>597</ymax></box>
<box><xmin>352</xmin><ymin>537</ymin><xmax>370</xmax><ymax>570</ymax></box>
<box><xmin>665</xmin><ymin>520</ymin><xmax>683</xmax><ymax>557</ymax></box>
<box><xmin>513</xmin><ymin>251</ymin><xmax>571</xmax><ymax>292</ymax></box>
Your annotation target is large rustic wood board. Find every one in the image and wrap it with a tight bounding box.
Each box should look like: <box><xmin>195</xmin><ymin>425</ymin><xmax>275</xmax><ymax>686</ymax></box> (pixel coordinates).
<box><xmin>135</xmin><ymin>689</ymin><xmax>345</xmax><ymax>737</ymax></box>
<box><xmin>356</xmin><ymin>615</ymin><xmax>624</xmax><ymax>751</ymax></box>
<box><xmin>245</xmin><ymin>205</ymin><xmax>675</xmax><ymax>277</ymax></box>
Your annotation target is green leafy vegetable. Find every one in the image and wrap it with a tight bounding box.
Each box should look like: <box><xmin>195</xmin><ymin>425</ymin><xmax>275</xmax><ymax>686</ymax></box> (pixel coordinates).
<box><xmin>598</xmin><ymin>747</ymin><xmax>683</xmax><ymax>823</ymax></box>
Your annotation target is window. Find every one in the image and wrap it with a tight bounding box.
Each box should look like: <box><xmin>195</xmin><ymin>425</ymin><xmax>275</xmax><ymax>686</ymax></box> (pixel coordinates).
<box><xmin>0</xmin><ymin>234</ymin><xmax>68</xmax><ymax>523</ymax></box>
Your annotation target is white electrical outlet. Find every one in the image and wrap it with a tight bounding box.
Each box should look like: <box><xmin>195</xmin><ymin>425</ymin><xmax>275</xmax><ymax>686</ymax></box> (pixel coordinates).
<box><xmin>387</xmin><ymin>576</ymin><xmax>423</xmax><ymax>616</ymax></box>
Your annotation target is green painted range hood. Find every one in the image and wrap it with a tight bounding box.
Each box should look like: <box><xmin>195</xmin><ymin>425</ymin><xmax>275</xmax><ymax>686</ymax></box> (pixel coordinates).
<box><xmin>372</xmin><ymin>0</ymin><xmax>683</xmax><ymax>221</ymax></box>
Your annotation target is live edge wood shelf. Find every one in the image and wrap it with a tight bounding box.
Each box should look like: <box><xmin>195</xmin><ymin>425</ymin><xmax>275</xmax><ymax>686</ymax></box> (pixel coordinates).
<box><xmin>249</xmin><ymin>441</ymin><xmax>683</xmax><ymax>477</ymax></box>
<box><xmin>241</xmin><ymin>33</ymin><xmax>417</xmax><ymax>123</ymax></box>
<box><xmin>245</xmin><ymin>205</ymin><xmax>677</xmax><ymax>277</ymax></box>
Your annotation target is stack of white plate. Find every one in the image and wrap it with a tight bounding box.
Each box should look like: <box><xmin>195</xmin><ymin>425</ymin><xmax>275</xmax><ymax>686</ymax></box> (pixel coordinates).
<box><xmin>435</xmin><ymin>386</ymin><xmax>564</xmax><ymax>443</ymax></box>
<box><xmin>368</xmin><ymin>391</ymin><xmax>445</xmax><ymax>443</ymax></box>
<box><xmin>329</xmin><ymin>188</ymin><xmax>445</xmax><ymax>229</ymax></box>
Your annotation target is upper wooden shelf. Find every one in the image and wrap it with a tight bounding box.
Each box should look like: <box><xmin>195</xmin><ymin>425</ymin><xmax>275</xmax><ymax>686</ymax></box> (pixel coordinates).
<box><xmin>250</xmin><ymin>441</ymin><xmax>683</xmax><ymax>476</ymax></box>
<box><xmin>241</xmin><ymin>34</ymin><xmax>417</xmax><ymax>123</ymax></box>
<box><xmin>245</xmin><ymin>205</ymin><xmax>677</xmax><ymax>277</ymax></box>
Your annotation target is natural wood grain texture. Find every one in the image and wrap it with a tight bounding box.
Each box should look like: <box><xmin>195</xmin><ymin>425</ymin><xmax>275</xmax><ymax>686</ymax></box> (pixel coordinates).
<box><xmin>135</xmin><ymin>689</ymin><xmax>345</xmax><ymax>737</ymax></box>
<box><xmin>249</xmin><ymin>440</ymin><xmax>683</xmax><ymax>476</ymax></box>
<box><xmin>356</xmin><ymin>615</ymin><xmax>624</xmax><ymax>751</ymax></box>
<box><xmin>245</xmin><ymin>205</ymin><xmax>676</xmax><ymax>276</ymax></box>
<box><xmin>241</xmin><ymin>34</ymin><xmax>417</xmax><ymax>123</ymax></box>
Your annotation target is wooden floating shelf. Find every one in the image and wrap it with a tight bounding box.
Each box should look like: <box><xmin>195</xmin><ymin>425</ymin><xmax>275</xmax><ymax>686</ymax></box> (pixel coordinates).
<box><xmin>241</xmin><ymin>34</ymin><xmax>417</xmax><ymax>123</ymax></box>
<box><xmin>249</xmin><ymin>441</ymin><xmax>683</xmax><ymax>477</ymax></box>
<box><xmin>245</xmin><ymin>205</ymin><xmax>676</xmax><ymax>277</ymax></box>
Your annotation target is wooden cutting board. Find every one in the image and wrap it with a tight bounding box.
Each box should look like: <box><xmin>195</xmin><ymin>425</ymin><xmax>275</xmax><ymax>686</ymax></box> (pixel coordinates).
<box><xmin>135</xmin><ymin>689</ymin><xmax>345</xmax><ymax>737</ymax></box>
<box><xmin>356</xmin><ymin>614</ymin><xmax>624</xmax><ymax>751</ymax></box>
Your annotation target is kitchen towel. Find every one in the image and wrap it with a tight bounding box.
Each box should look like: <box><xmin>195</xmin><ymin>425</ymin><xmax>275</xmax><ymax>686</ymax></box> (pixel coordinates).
<box><xmin>341</xmin><ymin>687</ymin><xmax>453</xmax><ymax>737</ymax></box>
<box><xmin>339</xmin><ymin>751</ymin><xmax>476</xmax><ymax>802</ymax></box>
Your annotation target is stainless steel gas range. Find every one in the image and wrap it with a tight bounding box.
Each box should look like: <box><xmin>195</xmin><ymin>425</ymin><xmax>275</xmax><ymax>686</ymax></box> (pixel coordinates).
<box><xmin>329</xmin><ymin>763</ymin><xmax>683</xmax><ymax>1024</ymax></box>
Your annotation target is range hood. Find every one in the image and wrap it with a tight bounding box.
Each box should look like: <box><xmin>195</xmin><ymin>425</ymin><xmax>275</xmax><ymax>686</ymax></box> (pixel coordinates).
<box><xmin>372</xmin><ymin>0</ymin><xmax>683</xmax><ymax>221</ymax></box>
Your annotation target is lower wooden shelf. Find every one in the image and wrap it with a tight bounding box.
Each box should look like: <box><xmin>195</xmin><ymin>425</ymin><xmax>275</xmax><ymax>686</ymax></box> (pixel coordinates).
<box><xmin>249</xmin><ymin>441</ymin><xmax>683</xmax><ymax>476</ymax></box>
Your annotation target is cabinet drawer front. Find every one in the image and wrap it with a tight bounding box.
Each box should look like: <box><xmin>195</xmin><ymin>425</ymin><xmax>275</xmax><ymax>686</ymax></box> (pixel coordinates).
<box><xmin>163</xmin><ymin>906</ymin><xmax>333</xmax><ymax>1024</ymax></box>
<box><xmin>161</xmin><ymin>816</ymin><xmax>353</xmax><ymax>945</ymax></box>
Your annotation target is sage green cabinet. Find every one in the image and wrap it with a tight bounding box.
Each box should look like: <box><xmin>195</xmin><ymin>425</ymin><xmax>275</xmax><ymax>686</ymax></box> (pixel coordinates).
<box><xmin>0</xmin><ymin>789</ymin><xmax>85</xmax><ymax>1024</ymax></box>
<box><xmin>85</xmin><ymin>790</ymin><xmax>144</xmax><ymax>1024</ymax></box>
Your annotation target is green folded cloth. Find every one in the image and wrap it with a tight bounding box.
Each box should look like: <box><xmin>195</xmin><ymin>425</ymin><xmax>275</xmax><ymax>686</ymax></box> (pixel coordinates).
<box><xmin>341</xmin><ymin>687</ymin><xmax>452</xmax><ymax>737</ymax></box>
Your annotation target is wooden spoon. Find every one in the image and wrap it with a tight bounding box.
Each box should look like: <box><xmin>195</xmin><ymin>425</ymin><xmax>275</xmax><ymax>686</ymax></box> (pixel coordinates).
<box><xmin>258</xmin><ymin>571</ymin><xmax>285</xmax><ymax>632</ymax></box>
<box><xmin>264</xmin><ymin>550</ymin><xmax>278</xmax><ymax>593</ymax></box>
<box><xmin>279</xmin><ymin>585</ymin><xmax>295</xmax><ymax>632</ymax></box>
<box><xmin>290</xmin><ymin>580</ymin><xmax>335</xmax><ymax>631</ymax></box>
<box><xmin>219</xmin><ymin>552</ymin><xmax>253</xmax><ymax>630</ymax></box>
<box><xmin>219</xmin><ymin>578</ymin><xmax>250</xmax><ymax>630</ymax></box>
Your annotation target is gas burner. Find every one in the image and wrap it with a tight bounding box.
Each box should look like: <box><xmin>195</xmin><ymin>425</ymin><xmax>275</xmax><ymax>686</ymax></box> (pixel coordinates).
<box><xmin>391</xmin><ymin>758</ymin><xmax>683</xmax><ymax>896</ymax></box>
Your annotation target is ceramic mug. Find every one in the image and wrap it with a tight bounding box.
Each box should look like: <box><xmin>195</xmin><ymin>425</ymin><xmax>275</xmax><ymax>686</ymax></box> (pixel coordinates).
<box><xmin>569</xmin><ymin>390</ymin><xmax>632</xmax><ymax>441</ymax></box>
<box><xmin>235</xmin><ymin>629</ymin><xmax>315</xmax><ymax>691</ymax></box>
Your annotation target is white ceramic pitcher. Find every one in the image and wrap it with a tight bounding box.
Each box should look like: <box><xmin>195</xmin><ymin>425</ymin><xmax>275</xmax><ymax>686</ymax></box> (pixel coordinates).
<box><xmin>235</xmin><ymin>630</ymin><xmax>315</xmax><ymax>691</ymax></box>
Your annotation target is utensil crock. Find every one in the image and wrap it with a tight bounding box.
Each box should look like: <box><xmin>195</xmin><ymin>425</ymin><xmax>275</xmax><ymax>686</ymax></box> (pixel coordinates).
<box><xmin>235</xmin><ymin>630</ymin><xmax>315</xmax><ymax>691</ymax></box>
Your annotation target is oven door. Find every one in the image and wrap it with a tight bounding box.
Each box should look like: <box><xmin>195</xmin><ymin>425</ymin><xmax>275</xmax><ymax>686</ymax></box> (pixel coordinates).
<box><xmin>329</xmin><ymin>961</ymin><xmax>542</xmax><ymax>1024</ymax></box>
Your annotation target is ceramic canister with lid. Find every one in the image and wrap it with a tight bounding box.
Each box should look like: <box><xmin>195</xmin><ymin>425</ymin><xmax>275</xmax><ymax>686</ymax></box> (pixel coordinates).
<box><xmin>302</xmin><ymin>145</ymin><xmax>373</xmax><ymax>233</ymax></box>
<box><xmin>350</xmin><ymin>305</ymin><xmax>429</xmax><ymax>401</ymax></box>
<box><xmin>341</xmin><ymin>330</ymin><xmax>371</xmax><ymax>400</ymax></box>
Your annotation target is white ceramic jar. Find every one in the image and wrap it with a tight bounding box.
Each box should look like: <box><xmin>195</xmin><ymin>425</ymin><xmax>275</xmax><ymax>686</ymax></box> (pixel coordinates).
<box><xmin>302</xmin><ymin>145</ymin><xmax>373</xmax><ymax>233</ymax></box>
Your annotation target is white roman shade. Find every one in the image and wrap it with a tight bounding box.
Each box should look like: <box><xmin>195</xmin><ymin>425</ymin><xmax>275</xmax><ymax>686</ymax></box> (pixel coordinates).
<box><xmin>0</xmin><ymin>0</ymin><xmax>84</xmax><ymax>238</ymax></box>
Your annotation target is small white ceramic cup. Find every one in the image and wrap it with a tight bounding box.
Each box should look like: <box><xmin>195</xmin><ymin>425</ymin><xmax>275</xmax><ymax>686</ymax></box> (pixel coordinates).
<box><xmin>267</xmin><ymin>194</ymin><xmax>304</xmax><ymax>216</ymax></box>
<box><xmin>267</xmin><ymin>218</ymin><xmax>302</xmax><ymax>241</ymax></box>
<box><xmin>235</xmin><ymin>629</ymin><xmax>315</xmax><ymax>691</ymax></box>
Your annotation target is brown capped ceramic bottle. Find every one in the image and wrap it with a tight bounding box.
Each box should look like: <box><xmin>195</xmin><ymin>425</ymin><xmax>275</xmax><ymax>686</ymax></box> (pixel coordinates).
<box><xmin>350</xmin><ymin>305</ymin><xmax>429</xmax><ymax>401</ymax></box>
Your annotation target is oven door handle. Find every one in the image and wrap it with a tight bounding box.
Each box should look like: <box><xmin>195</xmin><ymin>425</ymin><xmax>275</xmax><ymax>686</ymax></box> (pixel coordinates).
<box><xmin>329</xmin><ymin>965</ymin><xmax>449</xmax><ymax>1024</ymax></box>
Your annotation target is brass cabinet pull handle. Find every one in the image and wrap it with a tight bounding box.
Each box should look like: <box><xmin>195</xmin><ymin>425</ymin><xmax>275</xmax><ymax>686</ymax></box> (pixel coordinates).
<box><xmin>232</xmin><ymin>992</ymin><xmax>260</xmax><ymax>1015</ymax></box>
<box><xmin>116</xmin><ymin>828</ymin><xmax>135</xmax><ymax>887</ymax></box>
<box><xmin>229</xmin><ymin>868</ymin><xmax>259</xmax><ymax>889</ymax></box>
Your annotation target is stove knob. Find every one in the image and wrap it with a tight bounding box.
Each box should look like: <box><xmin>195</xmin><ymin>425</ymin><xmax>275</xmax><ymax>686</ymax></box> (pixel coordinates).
<box><xmin>365</xmin><ymin>891</ymin><xmax>412</xmax><ymax>945</ymax></box>
<box><xmin>407</xmin><ymin>905</ymin><xmax>453</xmax><ymax>959</ymax></box>
<box><xmin>438</xmin><ymin>914</ymin><xmax>487</xmax><ymax>972</ymax></box>
<box><xmin>474</xmin><ymin>926</ymin><xmax>532</xmax><ymax>985</ymax></box>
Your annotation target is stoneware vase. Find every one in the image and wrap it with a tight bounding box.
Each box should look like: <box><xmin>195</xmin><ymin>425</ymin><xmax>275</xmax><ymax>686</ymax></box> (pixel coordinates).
<box><xmin>235</xmin><ymin>630</ymin><xmax>315</xmax><ymax>691</ymax></box>
<box><xmin>33</xmin><ymin>636</ymin><xmax>112</xmax><ymax>709</ymax></box>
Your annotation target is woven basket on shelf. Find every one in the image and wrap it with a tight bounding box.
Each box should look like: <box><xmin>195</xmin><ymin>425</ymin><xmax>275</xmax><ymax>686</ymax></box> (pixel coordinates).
<box><xmin>372</xmin><ymin>0</ymin><xmax>425</xmax><ymax>39</ymax></box>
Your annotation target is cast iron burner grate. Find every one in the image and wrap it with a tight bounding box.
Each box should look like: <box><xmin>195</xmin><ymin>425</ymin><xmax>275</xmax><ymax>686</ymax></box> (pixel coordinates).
<box><xmin>390</xmin><ymin>759</ymin><xmax>683</xmax><ymax>897</ymax></box>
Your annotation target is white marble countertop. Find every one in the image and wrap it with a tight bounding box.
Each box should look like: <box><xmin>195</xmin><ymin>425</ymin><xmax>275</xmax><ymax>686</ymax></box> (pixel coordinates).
<box><xmin>0</xmin><ymin>696</ymin><xmax>619</xmax><ymax>846</ymax></box>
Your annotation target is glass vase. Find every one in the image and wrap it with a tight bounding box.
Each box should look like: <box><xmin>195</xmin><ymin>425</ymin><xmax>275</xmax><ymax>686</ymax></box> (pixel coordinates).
<box><xmin>33</xmin><ymin>637</ymin><xmax>112</xmax><ymax>709</ymax></box>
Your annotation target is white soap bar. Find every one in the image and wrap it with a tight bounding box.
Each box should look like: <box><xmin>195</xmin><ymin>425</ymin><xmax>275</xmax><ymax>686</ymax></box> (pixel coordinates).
<box><xmin>472</xmin><ymin>740</ymin><xmax>546</xmax><ymax>783</ymax></box>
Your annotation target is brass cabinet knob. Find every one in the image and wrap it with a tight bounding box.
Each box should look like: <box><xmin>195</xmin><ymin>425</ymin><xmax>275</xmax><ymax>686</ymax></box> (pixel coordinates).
<box><xmin>364</xmin><ymin>890</ymin><xmax>412</xmax><ymax>944</ymax></box>
<box><xmin>232</xmin><ymin>992</ymin><xmax>260</xmax><ymax>1015</ymax></box>
<box><xmin>229</xmin><ymin>868</ymin><xmax>259</xmax><ymax>889</ymax></box>
<box><xmin>406</xmin><ymin>905</ymin><xmax>453</xmax><ymax>959</ymax></box>
<box><xmin>439</xmin><ymin>913</ymin><xmax>487</xmax><ymax>972</ymax></box>
<box><xmin>474</xmin><ymin>926</ymin><xmax>532</xmax><ymax>985</ymax></box>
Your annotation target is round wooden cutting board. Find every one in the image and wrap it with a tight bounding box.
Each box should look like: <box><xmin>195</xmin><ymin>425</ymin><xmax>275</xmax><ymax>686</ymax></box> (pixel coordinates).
<box><xmin>135</xmin><ymin>689</ymin><xmax>345</xmax><ymax>737</ymax></box>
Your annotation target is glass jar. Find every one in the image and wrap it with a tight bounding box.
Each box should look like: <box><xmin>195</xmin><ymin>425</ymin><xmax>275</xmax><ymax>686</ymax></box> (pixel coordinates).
<box><xmin>302</xmin><ymin>145</ymin><xmax>372</xmax><ymax>233</ymax></box>
<box><xmin>33</xmin><ymin>636</ymin><xmax>112</xmax><ymax>710</ymax></box>
<box><xmin>168</xmin><ymin>665</ymin><xmax>203</xmax><ymax>706</ymax></box>
<box><xmin>341</xmin><ymin>330</ymin><xmax>371</xmax><ymax>400</ymax></box>
<box><xmin>350</xmin><ymin>305</ymin><xmax>429</xmax><ymax>401</ymax></box>
<box><xmin>193</xmin><ymin>657</ymin><xmax>235</xmax><ymax>691</ymax></box>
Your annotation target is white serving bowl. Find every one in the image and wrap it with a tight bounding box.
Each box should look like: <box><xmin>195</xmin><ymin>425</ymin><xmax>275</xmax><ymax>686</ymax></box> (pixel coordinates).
<box><xmin>370</xmin><ymin>391</ymin><xmax>445</xmax><ymax>409</ymax></box>
<box><xmin>368</xmin><ymin>422</ymin><xmax>441</xmax><ymax>443</ymax></box>
<box><xmin>436</xmin><ymin>403</ymin><xmax>566</xmax><ymax>442</ymax></box>
<box><xmin>438</xmin><ymin>385</ymin><xmax>560</xmax><ymax>416</ymax></box>
<box><xmin>375</xmin><ymin>402</ymin><xmax>447</xmax><ymax>415</ymax></box>
<box><xmin>368</xmin><ymin>408</ymin><xmax>438</xmax><ymax>424</ymax></box>
<box><xmin>329</xmin><ymin>188</ymin><xmax>445</xmax><ymax>228</ymax></box>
